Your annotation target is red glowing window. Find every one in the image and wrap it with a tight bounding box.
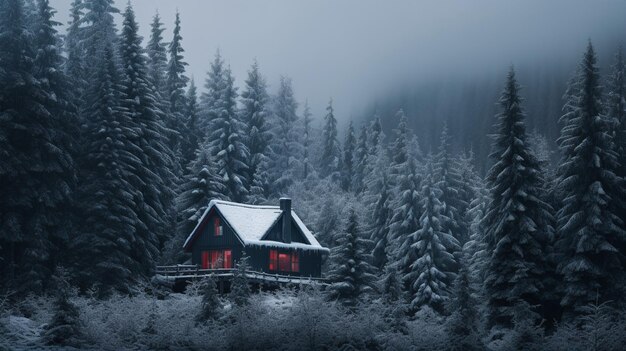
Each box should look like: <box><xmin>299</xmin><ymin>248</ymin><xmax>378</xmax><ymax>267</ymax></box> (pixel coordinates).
<box><xmin>214</xmin><ymin>217</ymin><xmax>222</xmax><ymax>236</ymax></box>
<box><xmin>223</xmin><ymin>250</ymin><xmax>232</xmax><ymax>269</ymax></box>
<box><xmin>269</xmin><ymin>250</ymin><xmax>299</xmax><ymax>272</ymax></box>
<box><xmin>269</xmin><ymin>250</ymin><xmax>278</xmax><ymax>271</ymax></box>
<box><xmin>291</xmin><ymin>252</ymin><xmax>299</xmax><ymax>273</ymax></box>
<box><xmin>279</xmin><ymin>253</ymin><xmax>290</xmax><ymax>271</ymax></box>
<box><xmin>203</xmin><ymin>249</ymin><xmax>232</xmax><ymax>269</ymax></box>
<box><xmin>201</xmin><ymin>251</ymin><xmax>209</xmax><ymax>269</ymax></box>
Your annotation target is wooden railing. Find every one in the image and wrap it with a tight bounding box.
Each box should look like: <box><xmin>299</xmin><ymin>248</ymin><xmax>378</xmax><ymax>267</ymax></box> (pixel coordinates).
<box><xmin>155</xmin><ymin>265</ymin><xmax>326</xmax><ymax>285</ymax></box>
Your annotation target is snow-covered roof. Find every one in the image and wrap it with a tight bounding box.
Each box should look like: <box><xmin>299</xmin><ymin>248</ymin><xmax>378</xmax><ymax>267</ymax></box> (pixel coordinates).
<box><xmin>183</xmin><ymin>199</ymin><xmax>328</xmax><ymax>252</ymax></box>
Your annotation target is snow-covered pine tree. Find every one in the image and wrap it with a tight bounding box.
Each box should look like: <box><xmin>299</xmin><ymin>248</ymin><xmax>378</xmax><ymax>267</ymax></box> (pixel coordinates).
<box><xmin>464</xmin><ymin>176</ymin><xmax>489</xmax><ymax>288</ymax></box>
<box><xmin>408</xmin><ymin>134</ymin><xmax>424</xmax><ymax>163</ymax></box>
<box><xmin>268</xmin><ymin>76</ymin><xmax>303</xmax><ymax>194</ymax></box>
<box><xmin>434</xmin><ymin>124</ymin><xmax>465</xmax><ymax>248</ymax></box>
<box><xmin>64</xmin><ymin>0</ymin><xmax>85</xmax><ymax>93</ymax></box>
<box><xmin>231</xmin><ymin>253</ymin><xmax>251</xmax><ymax>307</ymax></box>
<box><xmin>388</xmin><ymin>109</ymin><xmax>411</xmax><ymax>188</ymax></box>
<box><xmin>80</xmin><ymin>0</ymin><xmax>119</xmax><ymax>64</ymax></box>
<box><xmin>240</xmin><ymin>60</ymin><xmax>271</xmax><ymax>195</ymax></box>
<box><xmin>556</xmin><ymin>43</ymin><xmax>626</xmax><ymax>314</ymax></box>
<box><xmin>483</xmin><ymin>68</ymin><xmax>555</xmax><ymax>328</ymax></box>
<box><xmin>456</xmin><ymin>151</ymin><xmax>479</xmax><ymax>246</ymax></box>
<box><xmin>0</xmin><ymin>0</ymin><xmax>75</xmax><ymax>293</ymax></box>
<box><xmin>168</xmin><ymin>147</ymin><xmax>223</xmax><ymax>262</ymax></box>
<box><xmin>180</xmin><ymin>78</ymin><xmax>202</xmax><ymax>171</ymax></box>
<box><xmin>605</xmin><ymin>48</ymin><xmax>626</xmax><ymax>276</ymax></box>
<box><xmin>341</xmin><ymin>121</ymin><xmax>356</xmax><ymax>191</ymax></box>
<box><xmin>200</xmin><ymin>50</ymin><xmax>226</xmax><ymax>134</ymax></box>
<box><xmin>369</xmin><ymin>115</ymin><xmax>383</xmax><ymax>156</ymax></box>
<box><xmin>380</xmin><ymin>263</ymin><xmax>403</xmax><ymax>304</ymax></box>
<box><xmin>409</xmin><ymin>160</ymin><xmax>460</xmax><ymax>313</ymax></box>
<box><xmin>248</xmin><ymin>156</ymin><xmax>271</xmax><ymax>204</ymax></box>
<box><xmin>368</xmin><ymin>174</ymin><xmax>392</xmax><ymax>271</ymax></box>
<box><xmin>302</xmin><ymin>100</ymin><xmax>314</xmax><ymax>179</ymax></box>
<box><xmin>196</xmin><ymin>274</ymin><xmax>221</xmax><ymax>322</ymax></box>
<box><xmin>119</xmin><ymin>3</ymin><xmax>175</xmax><ymax>270</ymax></box>
<box><xmin>445</xmin><ymin>253</ymin><xmax>483</xmax><ymax>351</ymax></box>
<box><xmin>32</xmin><ymin>0</ymin><xmax>80</xmax><ymax>272</ymax></box>
<box><xmin>327</xmin><ymin>209</ymin><xmax>377</xmax><ymax>307</ymax></box>
<box><xmin>319</xmin><ymin>99</ymin><xmax>342</xmax><ymax>180</ymax></box>
<box><xmin>43</xmin><ymin>268</ymin><xmax>82</xmax><ymax>346</ymax></box>
<box><xmin>207</xmin><ymin>66</ymin><xmax>249</xmax><ymax>202</ymax></box>
<box><xmin>146</xmin><ymin>11</ymin><xmax>168</xmax><ymax>99</ymax></box>
<box><xmin>73</xmin><ymin>42</ymin><xmax>142</xmax><ymax>295</ymax></box>
<box><xmin>387</xmin><ymin>156</ymin><xmax>421</xmax><ymax>291</ymax></box>
<box><xmin>165</xmin><ymin>11</ymin><xmax>188</xmax><ymax>166</ymax></box>
<box><xmin>352</xmin><ymin>125</ymin><xmax>369</xmax><ymax>194</ymax></box>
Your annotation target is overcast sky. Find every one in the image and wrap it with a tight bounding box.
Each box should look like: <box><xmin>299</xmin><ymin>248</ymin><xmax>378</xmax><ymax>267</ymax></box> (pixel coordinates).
<box><xmin>50</xmin><ymin>0</ymin><xmax>626</xmax><ymax>124</ymax></box>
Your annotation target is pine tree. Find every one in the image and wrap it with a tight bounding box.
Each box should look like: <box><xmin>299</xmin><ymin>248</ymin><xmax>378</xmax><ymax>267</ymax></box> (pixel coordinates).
<box><xmin>352</xmin><ymin>125</ymin><xmax>369</xmax><ymax>194</ymax></box>
<box><xmin>268</xmin><ymin>76</ymin><xmax>302</xmax><ymax>193</ymax></box>
<box><xmin>369</xmin><ymin>115</ymin><xmax>383</xmax><ymax>156</ymax></box>
<box><xmin>380</xmin><ymin>264</ymin><xmax>403</xmax><ymax>304</ymax></box>
<box><xmin>320</xmin><ymin>99</ymin><xmax>341</xmax><ymax>179</ymax></box>
<box><xmin>409</xmin><ymin>161</ymin><xmax>459</xmax><ymax>312</ymax></box>
<box><xmin>456</xmin><ymin>151</ymin><xmax>479</xmax><ymax>245</ymax></box>
<box><xmin>180</xmin><ymin>78</ymin><xmax>202</xmax><ymax>170</ymax></box>
<box><xmin>240</xmin><ymin>60</ymin><xmax>271</xmax><ymax>195</ymax></box>
<box><xmin>171</xmin><ymin>147</ymin><xmax>224</xmax><ymax>262</ymax></box>
<box><xmin>200</xmin><ymin>50</ymin><xmax>226</xmax><ymax>134</ymax></box>
<box><xmin>434</xmin><ymin>124</ymin><xmax>465</xmax><ymax>248</ymax></box>
<box><xmin>165</xmin><ymin>11</ymin><xmax>188</xmax><ymax>163</ymax></box>
<box><xmin>0</xmin><ymin>0</ymin><xmax>75</xmax><ymax>293</ymax></box>
<box><xmin>605</xmin><ymin>48</ymin><xmax>626</xmax><ymax>276</ymax></box>
<box><xmin>207</xmin><ymin>66</ymin><xmax>249</xmax><ymax>202</ymax></box>
<box><xmin>464</xmin><ymin>178</ymin><xmax>489</xmax><ymax>286</ymax></box>
<box><xmin>302</xmin><ymin>100</ymin><xmax>314</xmax><ymax>179</ymax></box>
<box><xmin>64</xmin><ymin>0</ymin><xmax>85</xmax><ymax>92</ymax></box>
<box><xmin>43</xmin><ymin>268</ymin><xmax>82</xmax><ymax>346</ymax></box>
<box><xmin>445</xmin><ymin>254</ymin><xmax>483</xmax><ymax>351</ymax></box>
<box><xmin>483</xmin><ymin>68</ymin><xmax>555</xmax><ymax>327</ymax></box>
<box><xmin>33</xmin><ymin>0</ymin><xmax>79</xmax><ymax>271</ymax></box>
<box><xmin>146</xmin><ymin>11</ymin><xmax>168</xmax><ymax>98</ymax></box>
<box><xmin>389</xmin><ymin>109</ymin><xmax>410</xmax><ymax>187</ymax></box>
<box><xmin>388</xmin><ymin>157</ymin><xmax>421</xmax><ymax>289</ymax></box>
<box><xmin>556</xmin><ymin>43</ymin><xmax>625</xmax><ymax>313</ymax></box>
<box><xmin>80</xmin><ymin>0</ymin><xmax>119</xmax><ymax>65</ymax></box>
<box><xmin>196</xmin><ymin>275</ymin><xmax>221</xmax><ymax>322</ymax></box>
<box><xmin>368</xmin><ymin>174</ymin><xmax>392</xmax><ymax>271</ymax></box>
<box><xmin>73</xmin><ymin>42</ymin><xmax>142</xmax><ymax>295</ymax></box>
<box><xmin>231</xmin><ymin>253</ymin><xmax>251</xmax><ymax>307</ymax></box>
<box><xmin>327</xmin><ymin>209</ymin><xmax>377</xmax><ymax>307</ymax></box>
<box><xmin>341</xmin><ymin>121</ymin><xmax>356</xmax><ymax>191</ymax></box>
<box><xmin>119</xmin><ymin>3</ymin><xmax>175</xmax><ymax>269</ymax></box>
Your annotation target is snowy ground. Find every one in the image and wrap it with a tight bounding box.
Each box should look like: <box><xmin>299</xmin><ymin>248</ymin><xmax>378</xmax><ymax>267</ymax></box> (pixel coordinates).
<box><xmin>2</xmin><ymin>290</ymin><xmax>625</xmax><ymax>350</ymax></box>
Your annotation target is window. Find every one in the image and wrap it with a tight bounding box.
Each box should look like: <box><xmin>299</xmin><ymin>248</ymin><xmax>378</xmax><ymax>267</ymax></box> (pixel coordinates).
<box><xmin>269</xmin><ymin>250</ymin><xmax>299</xmax><ymax>273</ymax></box>
<box><xmin>223</xmin><ymin>250</ymin><xmax>232</xmax><ymax>269</ymax></box>
<box><xmin>202</xmin><ymin>249</ymin><xmax>232</xmax><ymax>269</ymax></box>
<box><xmin>201</xmin><ymin>251</ymin><xmax>210</xmax><ymax>269</ymax></box>
<box><xmin>214</xmin><ymin>217</ymin><xmax>222</xmax><ymax>236</ymax></box>
<box><xmin>291</xmin><ymin>252</ymin><xmax>299</xmax><ymax>272</ymax></box>
<box><xmin>269</xmin><ymin>250</ymin><xmax>278</xmax><ymax>271</ymax></box>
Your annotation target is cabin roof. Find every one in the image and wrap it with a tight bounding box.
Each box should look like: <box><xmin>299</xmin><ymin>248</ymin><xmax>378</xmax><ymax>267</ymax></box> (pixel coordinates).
<box><xmin>183</xmin><ymin>200</ymin><xmax>328</xmax><ymax>252</ymax></box>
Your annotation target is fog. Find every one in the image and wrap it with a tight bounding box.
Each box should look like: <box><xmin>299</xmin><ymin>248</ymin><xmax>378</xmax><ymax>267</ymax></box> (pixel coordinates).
<box><xmin>51</xmin><ymin>0</ymin><xmax>626</xmax><ymax>126</ymax></box>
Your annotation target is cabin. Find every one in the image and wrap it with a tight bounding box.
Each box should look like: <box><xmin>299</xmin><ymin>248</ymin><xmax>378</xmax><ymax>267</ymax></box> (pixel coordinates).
<box><xmin>181</xmin><ymin>198</ymin><xmax>329</xmax><ymax>280</ymax></box>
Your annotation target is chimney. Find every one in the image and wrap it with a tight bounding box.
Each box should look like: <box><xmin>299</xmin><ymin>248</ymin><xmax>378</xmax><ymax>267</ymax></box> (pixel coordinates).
<box><xmin>280</xmin><ymin>198</ymin><xmax>292</xmax><ymax>243</ymax></box>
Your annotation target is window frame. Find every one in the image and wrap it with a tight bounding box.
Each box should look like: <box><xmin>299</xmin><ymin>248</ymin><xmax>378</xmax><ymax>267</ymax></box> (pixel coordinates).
<box><xmin>269</xmin><ymin>250</ymin><xmax>299</xmax><ymax>273</ymax></box>
<box><xmin>214</xmin><ymin>217</ymin><xmax>222</xmax><ymax>236</ymax></box>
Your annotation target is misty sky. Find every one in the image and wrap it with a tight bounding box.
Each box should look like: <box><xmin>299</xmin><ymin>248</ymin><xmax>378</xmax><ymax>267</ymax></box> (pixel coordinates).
<box><xmin>50</xmin><ymin>0</ymin><xmax>626</xmax><ymax>126</ymax></box>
